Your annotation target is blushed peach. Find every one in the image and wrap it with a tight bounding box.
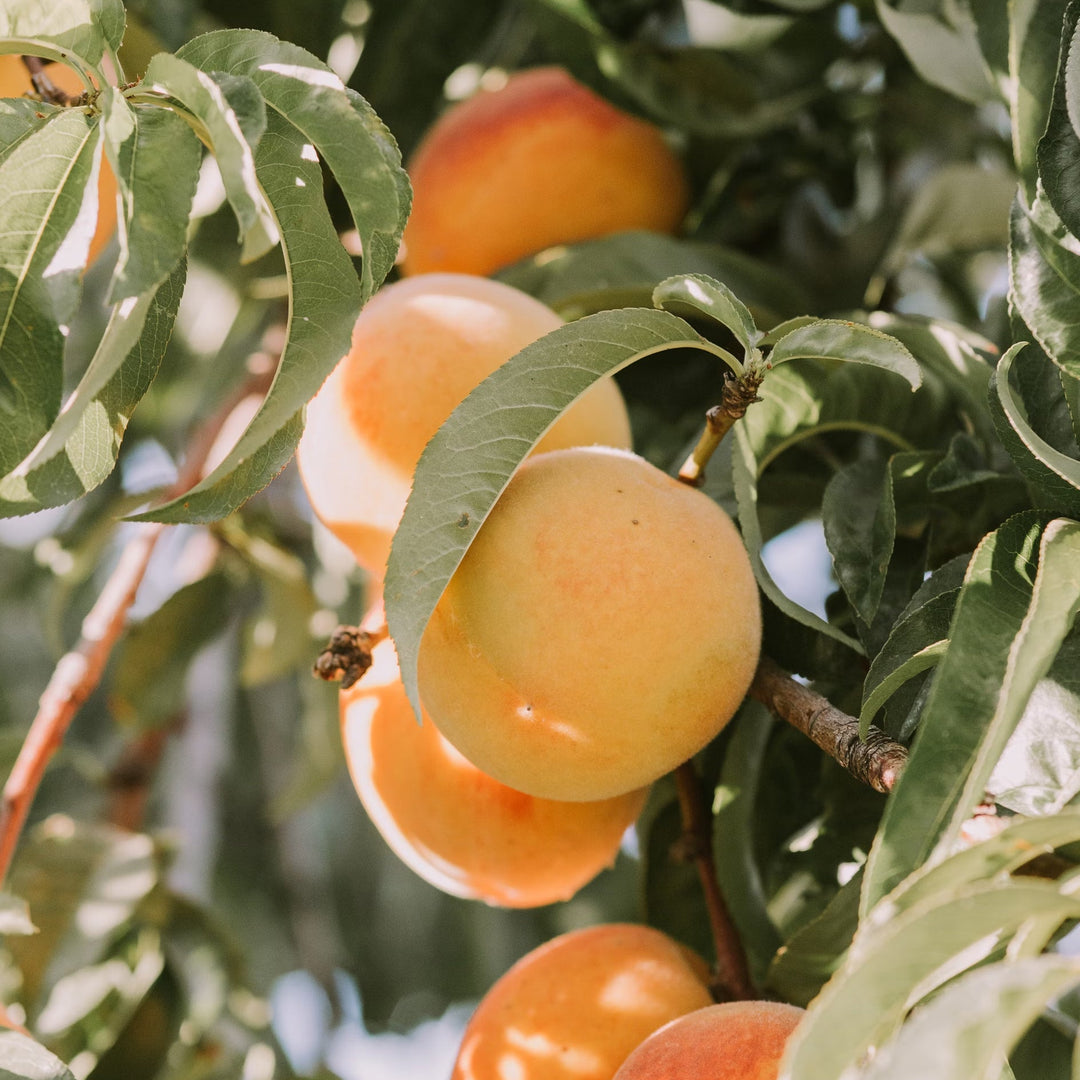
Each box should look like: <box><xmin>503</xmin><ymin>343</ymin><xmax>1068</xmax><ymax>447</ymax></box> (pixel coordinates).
<box><xmin>401</xmin><ymin>67</ymin><xmax>689</xmax><ymax>276</ymax></box>
<box><xmin>340</xmin><ymin>636</ymin><xmax>648</xmax><ymax>907</ymax></box>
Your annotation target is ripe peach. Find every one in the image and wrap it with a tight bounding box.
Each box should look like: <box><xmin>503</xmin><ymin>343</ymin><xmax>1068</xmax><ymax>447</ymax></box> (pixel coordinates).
<box><xmin>401</xmin><ymin>67</ymin><xmax>690</xmax><ymax>276</ymax></box>
<box><xmin>612</xmin><ymin>1001</ymin><xmax>805</xmax><ymax>1080</ymax></box>
<box><xmin>418</xmin><ymin>445</ymin><xmax>762</xmax><ymax>802</ymax></box>
<box><xmin>297</xmin><ymin>273</ymin><xmax>631</xmax><ymax>577</ymax></box>
<box><xmin>0</xmin><ymin>55</ymin><xmax>117</xmax><ymax>265</ymax></box>
<box><xmin>452</xmin><ymin>923</ymin><xmax>714</xmax><ymax>1080</ymax></box>
<box><xmin>340</xmin><ymin>636</ymin><xmax>648</xmax><ymax>907</ymax></box>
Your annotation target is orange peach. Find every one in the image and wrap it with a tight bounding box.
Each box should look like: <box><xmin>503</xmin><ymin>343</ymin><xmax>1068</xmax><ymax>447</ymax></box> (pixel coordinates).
<box><xmin>340</xmin><ymin>636</ymin><xmax>648</xmax><ymax>907</ymax></box>
<box><xmin>418</xmin><ymin>446</ymin><xmax>762</xmax><ymax>802</ymax></box>
<box><xmin>0</xmin><ymin>55</ymin><xmax>117</xmax><ymax>265</ymax></box>
<box><xmin>612</xmin><ymin>1001</ymin><xmax>805</xmax><ymax>1080</ymax></box>
<box><xmin>401</xmin><ymin>67</ymin><xmax>689</xmax><ymax>276</ymax></box>
<box><xmin>452</xmin><ymin>923</ymin><xmax>714</xmax><ymax>1080</ymax></box>
<box><xmin>297</xmin><ymin>273</ymin><xmax>631</xmax><ymax>578</ymax></box>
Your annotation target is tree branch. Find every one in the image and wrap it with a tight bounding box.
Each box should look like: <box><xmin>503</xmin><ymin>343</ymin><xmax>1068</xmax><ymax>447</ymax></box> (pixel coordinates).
<box><xmin>0</xmin><ymin>370</ymin><xmax>273</xmax><ymax>887</ymax></box>
<box><xmin>748</xmin><ymin>655</ymin><xmax>908</xmax><ymax>793</ymax></box>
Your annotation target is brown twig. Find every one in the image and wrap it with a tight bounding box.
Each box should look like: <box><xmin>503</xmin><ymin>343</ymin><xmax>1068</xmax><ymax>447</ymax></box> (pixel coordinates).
<box><xmin>0</xmin><ymin>370</ymin><xmax>274</xmax><ymax>887</ymax></box>
<box><xmin>21</xmin><ymin>55</ymin><xmax>79</xmax><ymax>106</ymax></box>
<box><xmin>677</xmin><ymin>369</ymin><xmax>764</xmax><ymax>486</ymax></box>
<box><xmin>673</xmin><ymin>762</ymin><xmax>756</xmax><ymax>1001</ymax></box>
<box><xmin>749</xmin><ymin>655</ymin><xmax>908</xmax><ymax>794</ymax></box>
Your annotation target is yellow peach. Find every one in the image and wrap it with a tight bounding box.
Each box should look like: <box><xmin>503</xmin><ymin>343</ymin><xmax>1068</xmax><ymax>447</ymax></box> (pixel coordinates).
<box><xmin>452</xmin><ymin>923</ymin><xmax>714</xmax><ymax>1080</ymax></box>
<box><xmin>612</xmin><ymin>1001</ymin><xmax>805</xmax><ymax>1080</ymax></box>
<box><xmin>401</xmin><ymin>67</ymin><xmax>690</xmax><ymax>276</ymax></box>
<box><xmin>341</xmin><ymin>636</ymin><xmax>648</xmax><ymax>907</ymax></box>
<box><xmin>297</xmin><ymin>273</ymin><xmax>631</xmax><ymax>578</ymax></box>
<box><xmin>418</xmin><ymin>445</ymin><xmax>761</xmax><ymax>802</ymax></box>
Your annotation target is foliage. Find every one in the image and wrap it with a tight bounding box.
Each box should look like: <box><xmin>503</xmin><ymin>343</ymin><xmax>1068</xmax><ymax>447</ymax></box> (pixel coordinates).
<box><xmin>2</xmin><ymin>0</ymin><xmax>1080</xmax><ymax>1078</ymax></box>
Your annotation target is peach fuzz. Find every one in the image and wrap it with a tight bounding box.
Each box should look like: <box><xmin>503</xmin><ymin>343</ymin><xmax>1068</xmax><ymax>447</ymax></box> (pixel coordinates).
<box><xmin>296</xmin><ymin>273</ymin><xmax>631</xmax><ymax>577</ymax></box>
<box><xmin>0</xmin><ymin>56</ymin><xmax>117</xmax><ymax>266</ymax></box>
<box><xmin>451</xmin><ymin>923</ymin><xmax>714</xmax><ymax>1080</ymax></box>
<box><xmin>401</xmin><ymin>67</ymin><xmax>689</xmax><ymax>276</ymax></box>
<box><xmin>340</xmin><ymin>636</ymin><xmax>648</xmax><ymax>907</ymax></box>
<box><xmin>418</xmin><ymin>445</ymin><xmax>761</xmax><ymax>802</ymax></box>
<box><xmin>612</xmin><ymin>1001</ymin><xmax>805</xmax><ymax>1080</ymax></box>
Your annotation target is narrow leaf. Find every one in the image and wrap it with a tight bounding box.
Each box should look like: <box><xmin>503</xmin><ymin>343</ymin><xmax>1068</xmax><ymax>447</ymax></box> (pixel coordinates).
<box><xmin>854</xmin><ymin>957</ymin><xmax>1080</xmax><ymax>1080</ymax></box>
<box><xmin>778</xmin><ymin>879</ymin><xmax>1080</xmax><ymax>1080</ymax></box>
<box><xmin>100</xmin><ymin>89</ymin><xmax>201</xmax><ymax>301</ymax></box>
<box><xmin>653</xmin><ymin>273</ymin><xmax>760</xmax><ymax>361</ymax></box>
<box><xmin>0</xmin><ymin>893</ymin><xmax>36</xmax><ymax>937</ymax></box>
<box><xmin>140</xmin><ymin>53</ymin><xmax>274</xmax><ymax>248</ymax></box>
<box><xmin>767</xmin><ymin>319</ymin><xmax>922</xmax><ymax>389</ymax></box>
<box><xmin>862</xmin><ymin>513</ymin><xmax>1079</xmax><ymax>913</ymax></box>
<box><xmin>0</xmin><ymin>1031</ymin><xmax>75</xmax><ymax>1080</ymax></box>
<box><xmin>384</xmin><ymin>308</ymin><xmax>731</xmax><ymax>720</ymax></box>
<box><xmin>1036</xmin><ymin>3</ymin><xmax>1080</xmax><ymax>238</ymax></box>
<box><xmin>0</xmin><ymin>109</ymin><xmax>99</xmax><ymax>475</ymax></box>
<box><xmin>131</xmin><ymin>109</ymin><xmax>362</xmax><ymax>522</ymax></box>
<box><xmin>175</xmin><ymin>28</ymin><xmax>410</xmax><ymax>301</ymax></box>
<box><xmin>0</xmin><ymin>261</ymin><xmax>186</xmax><ymax>516</ymax></box>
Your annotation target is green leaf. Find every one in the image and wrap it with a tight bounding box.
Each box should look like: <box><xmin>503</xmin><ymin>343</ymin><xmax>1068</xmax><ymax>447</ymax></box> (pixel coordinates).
<box><xmin>111</xmin><ymin>571</ymin><xmax>233</xmax><ymax>729</ymax></box>
<box><xmin>0</xmin><ymin>261</ymin><xmax>186</xmax><ymax>516</ymax></box>
<box><xmin>1010</xmin><ymin>195</ymin><xmax>1080</xmax><ymax>381</ymax></box>
<box><xmin>862</xmin><ymin>514</ymin><xmax>1080</xmax><ymax>913</ymax></box>
<box><xmin>653</xmin><ymin>273</ymin><xmax>760</xmax><ymax>362</ymax></box>
<box><xmin>994</xmin><ymin>342</ymin><xmax>1080</xmax><ymax>496</ymax></box>
<box><xmin>132</xmin><ymin>108</ymin><xmax>361</xmax><ymax>523</ymax></box>
<box><xmin>875</xmin><ymin>0</ymin><xmax>997</xmax><ymax>105</ymax></box>
<box><xmin>175</xmin><ymin>28</ymin><xmax>409</xmax><ymax>302</ymax></box>
<box><xmin>0</xmin><ymin>99</ymin><xmax>61</xmax><ymax>156</ymax></box>
<box><xmin>384</xmin><ymin>307</ymin><xmax>728</xmax><ymax>720</ymax></box>
<box><xmin>140</xmin><ymin>53</ymin><xmax>273</xmax><ymax>248</ymax></box>
<box><xmin>0</xmin><ymin>109</ymin><xmax>99</xmax><ymax>475</ymax></box>
<box><xmin>1036</xmin><ymin>3</ymin><xmax>1080</xmax><ymax>238</ymax></box>
<box><xmin>767</xmin><ymin>319</ymin><xmax>922</xmax><ymax>390</ymax></box>
<box><xmin>853</xmin><ymin>957</ymin><xmax>1080</xmax><ymax>1080</ymax></box>
<box><xmin>778</xmin><ymin>879</ymin><xmax>1080</xmax><ymax>1080</ymax></box>
<box><xmin>0</xmin><ymin>892</ymin><xmax>37</xmax><ymax>936</ymax></box>
<box><xmin>100</xmin><ymin>89</ymin><xmax>200</xmax><ymax>302</ymax></box>
<box><xmin>821</xmin><ymin>457</ymin><xmax>896</xmax><ymax>626</ymax></box>
<box><xmin>0</xmin><ymin>0</ymin><xmax>125</xmax><ymax>74</ymax></box>
<box><xmin>0</xmin><ymin>1031</ymin><xmax>75</xmax><ymax>1080</ymax></box>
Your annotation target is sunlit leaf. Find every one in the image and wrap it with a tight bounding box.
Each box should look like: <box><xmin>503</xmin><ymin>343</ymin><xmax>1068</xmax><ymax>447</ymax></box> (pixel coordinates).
<box><xmin>0</xmin><ymin>892</ymin><xmax>37</xmax><ymax>937</ymax></box>
<box><xmin>653</xmin><ymin>273</ymin><xmax>760</xmax><ymax>361</ymax></box>
<box><xmin>767</xmin><ymin>320</ymin><xmax>922</xmax><ymax>389</ymax></box>
<box><xmin>0</xmin><ymin>1030</ymin><xmax>75</xmax><ymax>1080</ymax></box>
<box><xmin>0</xmin><ymin>0</ymin><xmax>125</xmax><ymax>76</ymax></box>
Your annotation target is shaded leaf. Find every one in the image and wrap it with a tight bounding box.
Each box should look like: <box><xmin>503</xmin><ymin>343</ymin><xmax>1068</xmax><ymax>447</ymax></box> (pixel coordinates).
<box><xmin>1036</xmin><ymin>2</ymin><xmax>1080</xmax><ymax>239</ymax></box>
<box><xmin>0</xmin><ymin>1031</ymin><xmax>75</xmax><ymax>1080</ymax></box>
<box><xmin>863</xmin><ymin>514</ymin><xmax>1080</xmax><ymax>913</ymax></box>
<box><xmin>854</xmin><ymin>956</ymin><xmax>1080</xmax><ymax>1080</ymax></box>
<box><xmin>385</xmin><ymin>307</ymin><xmax>727</xmax><ymax>720</ymax></box>
<box><xmin>0</xmin><ymin>261</ymin><xmax>186</xmax><ymax>516</ymax></box>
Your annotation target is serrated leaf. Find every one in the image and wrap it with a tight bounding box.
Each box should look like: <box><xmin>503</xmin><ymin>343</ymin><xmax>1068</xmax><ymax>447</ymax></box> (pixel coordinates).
<box><xmin>862</xmin><ymin>514</ymin><xmax>1080</xmax><ymax>913</ymax></box>
<box><xmin>384</xmin><ymin>307</ymin><xmax>729</xmax><ymax>720</ymax></box>
<box><xmin>767</xmin><ymin>319</ymin><xmax>922</xmax><ymax>390</ymax></box>
<box><xmin>0</xmin><ymin>109</ymin><xmax>99</xmax><ymax>475</ymax></box>
<box><xmin>0</xmin><ymin>892</ymin><xmax>37</xmax><ymax>936</ymax></box>
<box><xmin>100</xmin><ymin>89</ymin><xmax>200</xmax><ymax>302</ymax></box>
<box><xmin>0</xmin><ymin>0</ymin><xmax>124</xmax><ymax>73</ymax></box>
<box><xmin>653</xmin><ymin>273</ymin><xmax>760</xmax><ymax>362</ymax></box>
<box><xmin>1036</xmin><ymin>3</ymin><xmax>1080</xmax><ymax>238</ymax></box>
<box><xmin>822</xmin><ymin>457</ymin><xmax>896</xmax><ymax>625</ymax></box>
<box><xmin>0</xmin><ymin>1031</ymin><xmax>75</xmax><ymax>1080</ymax></box>
<box><xmin>0</xmin><ymin>99</ymin><xmax>61</xmax><ymax>157</ymax></box>
<box><xmin>778</xmin><ymin>879</ymin><xmax>1080</xmax><ymax>1080</ymax></box>
<box><xmin>111</xmin><ymin>571</ymin><xmax>233</xmax><ymax>729</ymax></box>
<box><xmin>131</xmin><ymin>108</ymin><xmax>361</xmax><ymax>523</ymax></box>
<box><xmin>140</xmin><ymin>53</ymin><xmax>273</xmax><ymax>249</ymax></box>
<box><xmin>853</xmin><ymin>956</ymin><xmax>1080</xmax><ymax>1080</ymax></box>
<box><xmin>875</xmin><ymin>0</ymin><xmax>997</xmax><ymax>105</ymax></box>
<box><xmin>994</xmin><ymin>342</ymin><xmax>1080</xmax><ymax>494</ymax></box>
<box><xmin>174</xmin><ymin>28</ymin><xmax>409</xmax><ymax>301</ymax></box>
<box><xmin>0</xmin><ymin>260</ymin><xmax>186</xmax><ymax>516</ymax></box>
<box><xmin>1010</xmin><ymin>197</ymin><xmax>1080</xmax><ymax>381</ymax></box>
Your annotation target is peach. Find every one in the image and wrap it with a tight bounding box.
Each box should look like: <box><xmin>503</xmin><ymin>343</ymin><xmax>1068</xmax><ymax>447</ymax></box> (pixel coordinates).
<box><xmin>452</xmin><ymin>923</ymin><xmax>714</xmax><ymax>1080</ymax></box>
<box><xmin>340</xmin><ymin>636</ymin><xmax>648</xmax><ymax>907</ymax></box>
<box><xmin>401</xmin><ymin>67</ymin><xmax>690</xmax><ymax>276</ymax></box>
<box><xmin>418</xmin><ymin>445</ymin><xmax>762</xmax><ymax>802</ymax></box>
<box><xmin>0</xmin><ymin>55</ymin><xmax>117</xmax><ymax>265</ymax></box>
<box><xmin>297</xmin><ymin>273</ymin><xmax>631</xmax><ymax>577</ymax></box>
<box><xmin>612</xmin><ymin>1002</ymin><xmax>805</xmax><ymax>1080</ymax></box>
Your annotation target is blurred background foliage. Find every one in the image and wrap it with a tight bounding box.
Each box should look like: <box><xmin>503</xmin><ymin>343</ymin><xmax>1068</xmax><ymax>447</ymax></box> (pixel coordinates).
<box><xmin>0</xmin><ymin>0</ymin><xmax>1032</xmax><ymax>1077</ymax></box>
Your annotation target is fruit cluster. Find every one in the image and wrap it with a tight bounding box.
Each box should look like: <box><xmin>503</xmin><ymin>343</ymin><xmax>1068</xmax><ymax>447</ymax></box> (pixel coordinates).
<box><xmin>299</xmin><ymin>67</ymin><xmax>782</xmax><ymax>1079</ymax></box>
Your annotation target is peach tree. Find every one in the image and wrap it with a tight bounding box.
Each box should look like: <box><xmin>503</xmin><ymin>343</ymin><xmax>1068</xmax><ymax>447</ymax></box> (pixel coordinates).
<box><xmin>0</xmin><ymin>0</ymin><xmax>1079</xmax><ymax>1077</ymax></box>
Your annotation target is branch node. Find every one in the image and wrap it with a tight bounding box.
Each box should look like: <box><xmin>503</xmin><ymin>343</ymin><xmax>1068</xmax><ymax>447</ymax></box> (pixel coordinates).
<box><xmin>314</xmin><ymin>626</ymin><xmax>376</xmax><ymax>689</ymax></box>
